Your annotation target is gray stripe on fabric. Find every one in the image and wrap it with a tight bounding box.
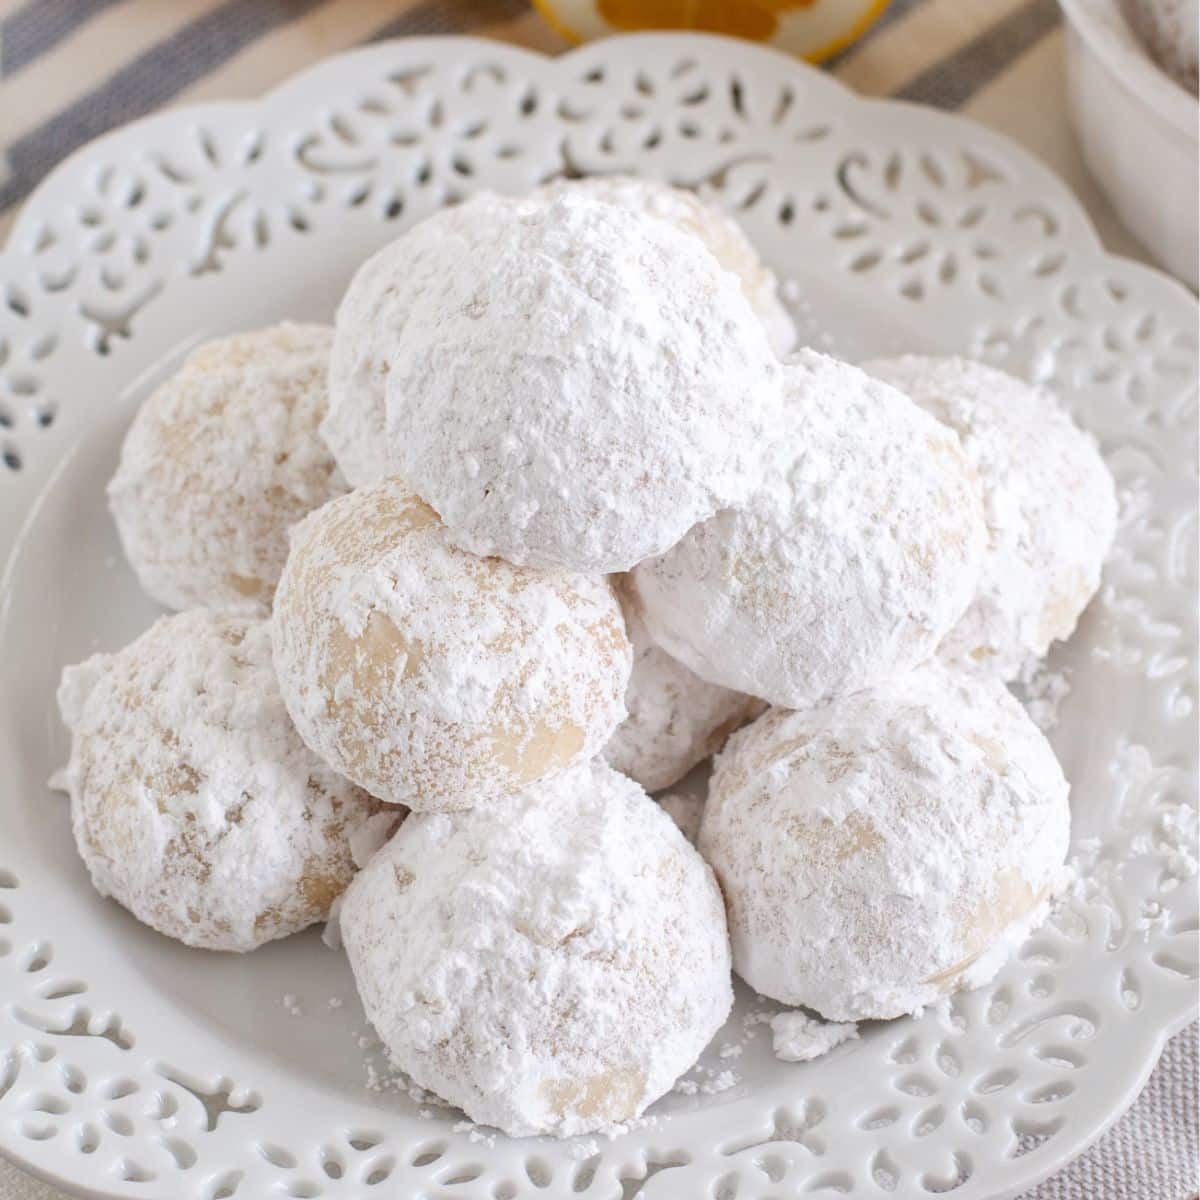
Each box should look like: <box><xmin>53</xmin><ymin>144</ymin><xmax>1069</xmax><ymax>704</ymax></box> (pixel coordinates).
<box><xmin>822</xmin><ymin>0</ymin><xmax>928</xmax><ymax>72</ymax></box>
<box><xmin>367</xmin><ymin>0</ymin><xmax>529</xmax><ymax>43</ymax></box>
<box><xmin>893</xmin><ymin>0</ymin><xmax>1061</xmax><ymax>109</ymax></box>
<box><xmin>0</xmin><ymin>0</ymin><xmax>123</xmax><ymax>78</ymax></box>
<box><xmin>0</xmin><ymin>0</ymin><xmax>326</xmax><ymax>211</ymax></box>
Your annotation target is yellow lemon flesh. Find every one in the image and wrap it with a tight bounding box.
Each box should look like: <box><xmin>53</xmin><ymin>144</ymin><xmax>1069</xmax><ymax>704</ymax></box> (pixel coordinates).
<box><xmin>534</xmin><ymin>0</ymin><xmax>890</xmax><ymax>62</ymax></box>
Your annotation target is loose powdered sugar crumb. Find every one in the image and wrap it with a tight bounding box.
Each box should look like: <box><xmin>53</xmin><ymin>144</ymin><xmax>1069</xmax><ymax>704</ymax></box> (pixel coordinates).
<box><xmin>770</xmin><ymin>1012</ymin><xmax>859</xmax><ymax>1062</ymax></box>
<box><xmin>1014</xmin><ymin>660</ymin><xmax>1072</xmax><ymax>733</ymax></box>
<box><xmin>701</xmin><ymin>1070</ymin><xmax>738</xmax><ymax>1095</ymax></box>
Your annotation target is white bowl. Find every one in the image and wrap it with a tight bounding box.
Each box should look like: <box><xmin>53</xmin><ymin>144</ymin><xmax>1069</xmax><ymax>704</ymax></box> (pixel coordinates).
<box><xmin>1059</xmin><ymin>0</ymin><xmax>1199</xmax><ymax>288</ymax></box>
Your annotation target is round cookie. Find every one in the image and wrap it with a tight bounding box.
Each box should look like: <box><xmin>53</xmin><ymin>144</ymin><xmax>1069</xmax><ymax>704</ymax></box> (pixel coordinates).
<box><xmin>323</xmin><ymin>192</ymin><xmax>522</xmax><ymax>487</ymax></box>
<box><xmin>864</xmin><ymin>354</ymin><xmax>1118</xmax><ymax>679</ymax></box>
<box><xmin>271</xmin><ymin>477</ymin><xmax>631</xmax><ymax>811</ymax></box>
<box><xmin>380</xmin><ymin>189</ymin><xmax>782</xmax><ymax>571</ymax></box>
<box><xmin>699</xmin><ymin>663</ymin><xmax>1070</xmax><ymax>1021</ymax></box>
<box><xmin>535</xmin><ymin>176</ymin><xmax>795</xmax><ymax>357</ymax></box>
<box><xmin>1123</xmin><ymin>0</ymin><xmax>1198</xmax><ymax>91</ymax></box>
<box><xmin>603</xmin><ymin>584</ymin><xmax>761</xmax><ymax>793</ymax></box>
<box><xmin>55</xmin><ymin>609</ymin><xmax>397</xmax><ymax>953</ymax></box>
<box><xmin>108</xmin><ymin>323</ymin><xmax>345</xmax><ymax>611</ymax></box>
<box><xmin>340</xmin><ymin>759</ymin><xmax>733</xmax><ymax>1137</ymax></box>
<box><xmin>631</xmin><ymin>350</ymin><xmax>987</xmax><ymax>709</ymax></box>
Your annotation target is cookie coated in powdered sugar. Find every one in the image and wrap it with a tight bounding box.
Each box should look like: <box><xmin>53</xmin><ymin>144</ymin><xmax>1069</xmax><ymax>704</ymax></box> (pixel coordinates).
<box><xmin>534</xmin><ymin>175</ymin><xmax>796</xmax><ymax>358</ymax></box>
<box><xmin>339</xmin><ymin>759</ymin><xmax>733</xmax><ymax>1138</ymax></box>
<box><xmin>322</xmin><ymin>193</ymin><xmax>523</xmax><ymax>487</ymax></box>
<box><xmin>865</xmin><ymin>355</ymin><xmax>1118</xmax><ymax>680</ymax></box>
<box><xmin>55</xmin><ymin>610</ymin><xmax>397</xmax><ymax>953</ymax></box>
<box><xmin>108</xmin><ymin>323</ymin><xmax>346</xmax><ymax>612</ymax></box>
<box><xmin>271</xmin><ymin>477</ymin><xmax>631</xmax><ymax>812</ymax></box>
<box><xmin>1122</xmin><ymin>0</ymin><xmax>1199</xmax><ymax>90</ymax></box>
<box><xmin>602</xmin><ymin>583</ymin><xmax>762</xmax><ymax>793</ymax></box>
<box><xmin>381</xmin><ymin>189</ymin><xmax>782</xmax><ymax>572</ymax></box>
<box><xmin>631</xmin><ymin>350</ymin><xmax>987</xmax><ymax>710</ymax></box>
<box><xmin>700</xmin><ymin>663</ymin><xmax>1071</xmax><ymax>1022</ymax></box>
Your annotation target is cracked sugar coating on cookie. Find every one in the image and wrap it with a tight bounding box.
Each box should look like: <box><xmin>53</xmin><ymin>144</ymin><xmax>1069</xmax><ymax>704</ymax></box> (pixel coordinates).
<box><xmin>272</xmin><ymin>477</ymin><xmax>631</xmax><ymax>812</ymax></box>
<box><xmin>340</xmin><ymin>759</ymin><xmax>733</xmax><ymax>1137</ymax></box>
<box><xmin>865</xmin><ymin>355</ymin><xmax>1118</xmax><ymax>680</ymax></box>
<box><xmin>631</xmin><ymin>350</ymin><xmax>987</xmax><ymax>709</ymax></box>
<box><xmin>603</xmin><ymin>583</ymin><xmax>761</xmax><ymax>793</ymax></box>
<box><xmin>534</xmin><ymin>175</ymin><xmax>796</xmax><ymax>357</ymax></box>
<box><xmin>323</xmin><ymin>193</ymin><xmax>522</xmax><ymax>487</ymax></box>
<box><xmin>380</xmin><ymin>189</ymin><xmax>782</xmax><ymax>571</ymax></box>
<box><xmin>108</xmin><ymin>323</ymin><xmax>346</xmax><ymax>611</ymax></box>
<box><xmin>55</xmin><ymin>609</ymin><xmax>397</xmax><ymax>953</ymax></box>
<box><xmin>700</xmin><ymin>663</ymin><xmax>1071</xmax><ymax>1021</ymax></box>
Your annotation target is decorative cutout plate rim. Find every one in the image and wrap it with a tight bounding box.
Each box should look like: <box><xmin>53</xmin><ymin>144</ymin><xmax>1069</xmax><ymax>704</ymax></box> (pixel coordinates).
<box><xmin>0</xmin><ymin>32</ymin><xmax>1195</xmax><ymax>1200</ymax></box>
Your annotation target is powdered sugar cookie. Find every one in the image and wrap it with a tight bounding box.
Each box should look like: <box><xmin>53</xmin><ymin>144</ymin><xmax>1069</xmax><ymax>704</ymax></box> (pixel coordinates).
<box><xmin>1124</xmin><ymin>0</ymin><xmax>1198</xmax><ymax>91</ymax></box>
<box><xmin>535</xmin><ymin>176</ymin><xmax>795</xmax><ymax>357</ymax></box>
<box><xmin>108</xmin><ymin>323</ymin><xmax>345</xmax><ymax>611</ymax></box>
<box><xmin>340</xmin><ymin>759</ymin><xmax>732</xmax><ymax>1137</ymax></box>
<box><xmin>603</xmin><ymin>584</ymin><xmax>761</xmax><ymax>793</ymax></box>
<box><xmin>272</xmin><ymin>477</ymin><xmax>630</xmax><ymax>812</ymax></box>
<box><xmin>700</xmin><ymin>663</ymin><xmax>1070</xmax><ymax>1021</ymax></box>
<box><xmin>864</xmin><ymin>355</ymin><xmax>1118</xmax><ymax>679</ymax></box>
<box><xmin>379</xmin><ymin>189</ymin><xmax>781</xmax><ymax>571</ymax></box>
<box><xmin>631</xmin><ymin>350</ymin><xmax>986</xmax><ymax>709</ymax></box>
<box><xmin>55</xmin><ymin>609</ymin><xmax>397</xmax><ymax>953</ymax></box>
<box><xmin>322</xmin><ymin>193</ymin><xmax>523</xmax><ymax>486</ymax></box>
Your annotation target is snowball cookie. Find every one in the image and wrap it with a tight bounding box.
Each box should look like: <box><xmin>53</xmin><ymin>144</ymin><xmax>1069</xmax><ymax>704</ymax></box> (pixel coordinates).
<box><xmin>603</xmin><ymin>584</ymin><xmax>762</xmax><ymax>793</ymax></box>
<box><xmin>340</xmin><ymin>759</ymin><xmax>733</xmax><ymax>1137</ymax></box>
<box><xmin>108</xmin><ymin>323</ymin><xmax>345</xmax><ymax>611</ymax></box>
<box><xmin>272</xmin><ymin>477</ymin><xmax>631</xmax><ymax>811</ymax></box>
<box><xmin>631</xmin><ymin>350</ymin><xmax>987</xmax><ymax>709</ymax></box>
<box><xmin>535</xmin><ymin>176</ymin><xmax>795</xmax><ymax>357</ymax></box>
<box><xmin>700</xmin><ymin>663</ymin><xmax>1070</xmax><ymax>1021</ymax></box>
<box><xmin>55</xmin><ymin>609</ymin><xmax>398</xmax><ymax>952</ymax></box>
<box><xmin>1124</xmin><ymin>0</ymin><xmax>1198</xmax><ymax>91</ymax></box>
<box><xmin>382</xmin><ymin>189</ymin><xmax>783</xmax><ymax>572</ymax></box>
<box><xmin>323</xmin><ymin>192</ymin><xmax>523</xmax><ymax>487</ymax></box>
<box><xmin>863</xmin><ymin>355</ymin><xmax>1118</xmax><ymax>680</ymax></box>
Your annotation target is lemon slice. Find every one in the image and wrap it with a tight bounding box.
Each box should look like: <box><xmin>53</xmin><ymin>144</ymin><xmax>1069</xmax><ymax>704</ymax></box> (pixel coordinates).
<box><xmin>534</xmin><ymin>0</ymin><xmax>890</xmax><ymax>62</ymax></box>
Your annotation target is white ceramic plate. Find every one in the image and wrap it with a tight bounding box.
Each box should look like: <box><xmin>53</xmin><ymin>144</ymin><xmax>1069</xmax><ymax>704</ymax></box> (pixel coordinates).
<box><xmin>0</xmin><ymin>34</ymin><xmax>1195</xmax><ymax>1200</ymax></box>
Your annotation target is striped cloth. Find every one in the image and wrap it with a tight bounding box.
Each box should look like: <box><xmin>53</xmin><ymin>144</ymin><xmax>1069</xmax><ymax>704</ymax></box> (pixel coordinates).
<box><xmin>0</xmin><ymin>0</ymin><xmax>1147</xmax><ymax>253</ymax></box>
<box><xmin>0</xmin><ymin>3</ymin><xmax>1195</xmax><ymax>1199</ymax></box>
